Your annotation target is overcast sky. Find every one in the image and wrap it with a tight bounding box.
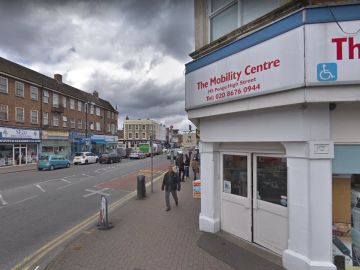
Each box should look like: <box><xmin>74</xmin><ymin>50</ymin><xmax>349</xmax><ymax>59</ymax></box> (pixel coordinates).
<box><xmin>0</xmin><ymin>0</ymin><xmax>194</xmax><ymax>131</ymax></box>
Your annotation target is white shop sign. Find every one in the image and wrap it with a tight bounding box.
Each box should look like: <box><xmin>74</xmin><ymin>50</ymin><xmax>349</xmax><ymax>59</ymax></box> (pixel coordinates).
<box><xmin>0</xmin><ymin>127</ymin><xmax>40</xmax><ymax>140</ymax></box>
<box><xmin>185</xmin><ymin>27</ymin><xmax>305</xmax><ymax>109</ymax></box>
<box><xmin>305</xmin><ymin>20</ymin><xmax>360</xmax><ymax>85</ymax></box>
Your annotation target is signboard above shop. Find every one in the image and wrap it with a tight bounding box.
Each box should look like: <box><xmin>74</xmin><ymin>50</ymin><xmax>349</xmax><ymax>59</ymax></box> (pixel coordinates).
<box><xmin>0</xmin><ymin>127</ymin><xmax>40</xmax><ymax>141</ymax></box>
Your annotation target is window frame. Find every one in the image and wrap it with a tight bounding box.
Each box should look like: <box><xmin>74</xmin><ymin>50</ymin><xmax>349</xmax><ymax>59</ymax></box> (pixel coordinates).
<box><xmin>70</xmin><ymin>117</ymin><xmax>75</xmax><ymax>129</ymax></box>
<box><xmin>77</xmin><ymin>119</ymin><xmax>82</xmax><ymax>130</ymax></box>
<box><xmin>15</xmin><ymin>107</ymin><xmax>25</xmax><ymax>122</ymax></box>
<box><xmin>70</xmin><ymin>99</ymin><xmax>75</xmax><ymax>110</ymax></box>
<box><xmin>90</xmin><ymin>104</ymin><xmax>94</xmax><ymax>115</ymax></box>
<box><xmin>0</xmin><ymin>76</ymin><xmax>8</xmax><ymax>93</ymax></box>
<box><xmin>63</xmin><ymin>116</ymin><xmax>67</xmax><ymax>128</ymax></box>
<box><xmin>15</xmin><ymin>81</ymin><xmax>25</xmax><ymax>97</ymax></box>
<box><xmin>43</xmin><ymin>90</ymin><xmax>49</xmax><ymax>104</ymax></box>
<box><xmin>63</xmin><ymin>96</ymin><xmax>67</xmax><ymax>108</ymax></box>
<box><xmin>52</xmin><ymin>113</ymin><xmax>59</xmax><ymax>126</ymax></box>
<box><xmin>30</xmin><ymin>110</ymin><xmax>38</xmax><ymax>124</ymax></box>
<box><xmin>52</xmin><ymin>93</ymin><xmax>59</xmax><ymax>108</ymax></box>
<box><xmin>78</xmin><ymin>100</ymin><xmax>82</xmax><ymax>112</ymax></box>
<box><xmin>43</xmin><ymin>112</ymin><xmax>49</xmax><ymax>125</ymax></box>
<box><xmin>30</xmin><ymin>86</ymin><xmax>39</xmax><ymax>100</ymax></box>
<box><xmin>0</xmin><ymin>104</ymin><xmax>8</xmax><ymax>120</ymax></box>
<box><xmin>96</xmin><ymin>107</ymin><xmax>101</xmax><ymax>116</ymax></box>
<box><xmin>96</xmin><ymin>122</ymin><xmax>101</xmax><ymax>131</ymax></box>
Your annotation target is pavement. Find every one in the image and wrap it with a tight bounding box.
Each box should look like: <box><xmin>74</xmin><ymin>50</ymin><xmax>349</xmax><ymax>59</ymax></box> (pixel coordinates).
<box><xmin>43</xmin><ymin>170</ymin><xmax>284</xmax><ymax>270</ymax></box>
<box><xmin>0</xmin><ymin>163</ymin><xmax>37</xmax><ymax>174</ymax></box>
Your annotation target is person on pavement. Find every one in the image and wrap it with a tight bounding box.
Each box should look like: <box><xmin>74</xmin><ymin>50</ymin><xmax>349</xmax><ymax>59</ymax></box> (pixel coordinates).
<box><xmin>191</xmin><ymin>157</ymin><xmax>200</xmax><ymax>180</ymax></box>
<box><xmin>177</xmin><ymin>154</ymin><xmax>185</xmax><ymax>182</ymax></box>
<box><xmin>184</xmin><ymin>154</ymin><xmax>190</xmax><ymax>179</ymax></box>
<box><xmin>161</xmin><ymin>165</ymin><xmax>181</xmax><ymax>211</ymax></box>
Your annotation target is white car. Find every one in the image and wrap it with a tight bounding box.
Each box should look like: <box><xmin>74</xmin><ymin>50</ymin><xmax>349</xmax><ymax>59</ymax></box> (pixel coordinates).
<box><xmin>73</xmin><ymin>152</ymin><xmax>99</xmax><ymax>165</ymax></box>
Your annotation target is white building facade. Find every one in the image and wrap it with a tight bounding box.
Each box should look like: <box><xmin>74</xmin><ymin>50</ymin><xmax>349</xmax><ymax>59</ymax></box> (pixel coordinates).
<box><xmin>186</xmin><ymin>2</ymin><xmax>360</xmax><ymax>270</ymax></box>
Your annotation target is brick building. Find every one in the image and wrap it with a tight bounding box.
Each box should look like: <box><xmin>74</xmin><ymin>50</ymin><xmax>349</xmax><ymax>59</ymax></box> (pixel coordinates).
<box><xmin>0</xmin><ymin>57</ymin><xmax>118</xmax><ymax>167</ymax></box>
<box><xmin>187</xmin><ymin>1</ymin><xmax>360</xmax><ymax>269</ymax></box>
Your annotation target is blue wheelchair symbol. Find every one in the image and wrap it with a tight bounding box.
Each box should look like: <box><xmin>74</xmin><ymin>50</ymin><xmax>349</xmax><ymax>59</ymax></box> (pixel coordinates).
<box><xmin>317</xmin><ymin>63</ymin><xmax>337</xmax><ymax>81</ymax></box>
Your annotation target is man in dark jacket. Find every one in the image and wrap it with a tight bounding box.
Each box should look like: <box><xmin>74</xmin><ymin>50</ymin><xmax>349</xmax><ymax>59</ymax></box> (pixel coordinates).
<box><xmin>162</xmin><ymin>165</ymin><xmax>180</xmax><ymax>211</ymax></box>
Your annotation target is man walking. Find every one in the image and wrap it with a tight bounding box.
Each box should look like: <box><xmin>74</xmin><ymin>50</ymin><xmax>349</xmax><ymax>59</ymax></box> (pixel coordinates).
<box><xmin>161</xmin><ymin>165</ymin><xmax>180</xmax><ymax>211</ymax></box>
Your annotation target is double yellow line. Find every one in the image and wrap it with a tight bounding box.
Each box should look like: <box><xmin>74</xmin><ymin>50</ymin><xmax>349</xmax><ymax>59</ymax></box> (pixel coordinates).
<box><xmin>11</xmin><ymin>172</ymin><xmax>165</xmax><ymax>270</ymax></box>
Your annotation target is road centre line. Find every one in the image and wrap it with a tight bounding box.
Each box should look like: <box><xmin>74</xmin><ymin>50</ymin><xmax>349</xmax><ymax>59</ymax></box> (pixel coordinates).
<box><xmin>10</xmin><ymin>172</ymin><xmax>166</xmax><ymax>270</ymax></box>
<box><xmin>0</xmin><ymin>194</ymin><xmax>8</xmax><ymax>206</ymax></box>
<box><xmin>13</xmin><ymin>195</ymin><xmax>38</xmax><ymax>206</ymax></box>
<box><xmin>35</xmin><ymin>184</ymin><xmax>46</xmax><ymax>192</ymax></box>
<box><xmin>61</xmin><ymin>179</ymin><xmax>72</xmax><ymax>184</ymax></box>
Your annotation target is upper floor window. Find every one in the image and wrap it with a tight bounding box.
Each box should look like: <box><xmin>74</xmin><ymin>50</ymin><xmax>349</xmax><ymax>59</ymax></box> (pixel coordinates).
<box><xmin>90</xmin><ymin>104</ymin><xmax>94</xmax><ymax>115</ymax></box>
<box><xmin>135</xmin><ymin>125</ymin><xmax>139</xmax><ymax>130</ymax></box>
<box><xmin>209</xmin><ymin>0</ymin><xmax>280</xmax><ymax>42</ymax></box>
<box><xmin>128</xmin><ymin>133</ymin><xmax>132</xmax><ymax>139</ymax></box>
<box><xmin>30</xmin><ymin>86</ymin><xmax>38</xmax><ymax>100</ymax></box>
<box><xmin>78</xmin><ymin>100</ymin><xmax>82</xmax><ymax>112</ymax></box>
<box><xmin>107</xmin><ymin>123</ymin><xmax>111</xmax><ymax>132</ymax></box>
<box><xmin>142</xmin><ymin>132</ymin><xmax>146</xmax><ymax>139</ymax></box>
<box><xmin>15</xmin><ymin>81</ymin><xmax>24</xmax><ymax>97</ymax></box>
<box><xmin>70</xmin><ymin>117</ymin><xmax>75</xmax><ymax>128</ymax></box>
<box><xmin>70</xmin><ymin>99</ymin><xmax>75</xmax><ymax>110</ymax></box>
<box><xmin>0</xmin><ymin>104</ymin><xmax>8</xmax><ymax>120</ymax></box>
<box><xmin>111</xmin><ymin>112</ymin><xmax>114</xmax><ymax>119</ymax></box>
<box><xmin>0</xmin><ymin>76</ymin><xmax>8</xmax><ymax>93</ymax></box>
<box><xmin>96</xmin><ymin>107</ymin><xmax>101</xmax><ymax>116</ymax></box>
<box><xmin>77</xmin><ymin>119</ymin><xmax>82</xmax><ymax>129</ymax></box>
<box><xmin>31</xmin><ymin>110</ymin><xmax>38</xmax><ymax>124</ymax></box>
<box><xmin>63</xmin><ymin>116</ymin><xmax>67</xmax><ymax>128</ymax></box>
<box><xmin>111</xmin><ymin>124</ymin><xmax>116</xmax><ymax>135</ymax></box>
<box><xmin>53</xmin><ymin>93</ymin><xmax>59</xmax><ymax>108</ymax></box>
<box><xmin>43</xmin><ymin>90</ymin><xmax>49</xmax><ymax>104</ymax></box>
<box><xmin>142</xmin><ymin>125</ymin><xmax>146</xmax><ymax>130</ymax></box>
<box><xmin>63</xmin><ymin>96</ymin><xmax>67</xmax><ymax>108</ymax></box>
<box><xmin>43</xmin><ymin>112</ymin><xmax>49</xmax><ymax>125</ymax></box>
<box><xmin>15</xmin><ymin>107</ymin><xmax>24</xmax><ymax>122</ymax></box>
<box><xmin>96</xmin><ymin>122</ymin><xmax>101</xmax><ymax>131</ymax></box>
<box><xmin>107</xmin><ymin>111</ymin><xmax>110</xmax><ymax>119</ymax></box>
<box><xmin>128</xmin><ymin>124</ymin><xmax>132</xmax><ymax>130</ymax></box>
<box><xmin>90</xmin><ymin>121</ymin><xmax>94</xmax><ymax>130</ymax></box>
<box><xmin>52</xmin><ymin>113</ymin><xmax>59</xmax><ymax>126</ymax></box>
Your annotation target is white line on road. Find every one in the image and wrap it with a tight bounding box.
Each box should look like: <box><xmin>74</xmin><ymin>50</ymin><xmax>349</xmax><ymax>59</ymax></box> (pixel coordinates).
<box><xmin>61</xmin><ymin>178</ymin><xmax>72</xmax><ymax>184</ymax></box>
<box><xmin>56</xmin><ymin>183</ymin><xmax>75</xmax><ymax>190</ymax></box>
<box><xmin>13</xmin><ymin>195</ymin><xmax>38</xmax><ymax>206</ymax></box>
<box><xmin>83</xmin><ymin>188</ymin><xmax>110</xmax><ymax>198</ymax></box>
<box><xmin>0</xmin><ymin>194</ymin><xmax>8</xmax><ymax>206</ymax></box>
<box><xmin>35</xmin><ymin>184</ymin><xmax>46</xmax><ymax>192</ymax></box>
<box><xmin>81</xmin><ymin>173</ymin><xmax>91</xmax><ymax>177</ymax></box>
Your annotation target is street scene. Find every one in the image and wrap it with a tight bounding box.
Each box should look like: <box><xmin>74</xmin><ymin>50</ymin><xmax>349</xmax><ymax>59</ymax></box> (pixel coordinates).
<box><xmin>1</xmin><ymin>0</ymin><xmax>360</xmax><ymax>270</ymax></box>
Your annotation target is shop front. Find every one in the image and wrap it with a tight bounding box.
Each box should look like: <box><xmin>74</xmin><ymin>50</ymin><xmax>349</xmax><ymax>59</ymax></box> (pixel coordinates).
<box><xmin>41</xmin><ymin>130</ymin><xmax>70</xmax><ymax>158</ymax></box>
<box><xmin>69</xmin><ymin>131</ymin><xmax>87</xmax><ymax>157</ymax></box>
<box><xmin>185</xmin><ymin>4</ymin><xmax>360</xmax><ymax>270</ymax></box>
<box><xmin>91</xmin><ymin>135</ymin><xmax>118</xmax><ymax>154</ymax></box>
<box><xmin>0</xmin><ymin>127</ymin><xmax>41</xmax><ymax>167</ymax></box>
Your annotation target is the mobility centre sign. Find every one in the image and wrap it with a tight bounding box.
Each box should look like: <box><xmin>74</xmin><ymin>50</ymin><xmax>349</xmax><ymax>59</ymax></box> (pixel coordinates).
<box><xmin>185</xmin><ymin>27</ymin><xmax>305</xmax><ymax>109</ymax></box>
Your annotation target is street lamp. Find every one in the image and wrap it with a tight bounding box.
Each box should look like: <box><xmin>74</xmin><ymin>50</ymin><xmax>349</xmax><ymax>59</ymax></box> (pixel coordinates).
<box><xmin>150</xmin><ymin>133</ymin><xmax>153</xmax><ymax>193</ymax></box>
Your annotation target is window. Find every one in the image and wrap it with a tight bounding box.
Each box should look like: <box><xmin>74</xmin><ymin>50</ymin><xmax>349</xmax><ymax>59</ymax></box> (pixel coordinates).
<box><xmin>223</xmin><ymin>154</ymin><xmax>248</xmax><ymax>197</ymax></box>
<box><xmin>142</xmin><ymin>125</ymin><xmax>146</xmax><ymax>130</ymax></box>
<box><xmin>135</xmin><ymin>125</ymin><xmax>139</xmax><ymax>130</ymax></box>
<box><xmin>78</xmin><ymin>100</ymin><xmax>82</xmax><ymax>112</ymax></box>
<box><xmin>142</xmin><ymin>132</ymin><xmax>146</xmax><ymax>139</ymax></box>
<box><xmin>52</xmin><ymin>113</ymin><xmax>59</xmax><ymax>126</ymax></box>
<box><xmin>70</xmin><ymin>99</ymin><xmax>75</xmax><ymax>110</ymax></box>
<box><xmin>90</xmin><ymin>121</ymin><xmax>94</xmax><ymax>130</ymax></box>
<box><xmin>15</xmin><ymin>107</ymin><xmax>24</xmax><ymax>122</ymax></box>
<box><xmin>90</xmin><ymin>104</ymin><xmax>94</xmax><ymax>114</ymax></box>
<box><xmin>0</xmin><ymin>76</ymin><xmax>8</xmax><ymax>93</ymax></box>
<box><xmin>96</xmin><ymin>107</ymin><xmax>101</xmax><ymax>116</ymax></box>
<box><xmin>111</xmin><ymin>112</ymin><xmax>114</xmax><ymax>119</ymax></box>
<box><xmin>128</xmin><ymin>124</ymin><xmax>132</xmax><ymax>130</ymax></box>
<box><xmin>63</xmin><ymin>96</ymin><xmax>67</xmax><ymax>108</ymax></box>
<box><xmin>129</xmin><ymin>133</ymin><xmax>132</xmax><ymax>139</ymax></box>
<box><xmin>77</xmin><ymin>119</ymin><xmax>82</xmax><ymax>129</ymax></box>
<box><xmin>43</xmin><ymin>112</ymin><xmax>49</xmax><ymax>125</ymax></box>
<box><xmin>209</xmin><ymin>0</ymin><xmax>280</xmax><ymax>41</ymax></box>
<box><xmin>107</xmin><ymin>123</ymin><xmax>111</xmax><ymax>132</ymax></box>
<box><xmin>30</xmin><ymin>86</ymin><xmax>38</xmax><ymax>100</ymax></box>
<box><xmin>111</xmin><ymin>124</ymin><xmax>115</xmax><ymax>134</ymax></box>
<box><xmin>43</xmin><ymin>90</ymin><xmax>49</xmax><ymax>104</ymax></box>
<box><xmin>96</xmin><ymin>122</ymin><xmax>101</xmax><ymax>131</ymax></box>
<box><xmin>52</xmin><ymin>93</ymin><xmax>59</xmax><ymax>108</ymax></box>
<box><xmin>0</xmin><ymin>105</ymin><xmax>8</xmax><ymax>120</ymax></box>
<box><xmin>15</xmin><ymin>81</ymin><xmax>24</xmax><ymax>97</ymax></box>
<box><xmin>70</xmin><ymin>117</ymin><xmax>75</xmax><ymax>128</ymax></box>
<box><xmin>135</xmin><ymin>133</ymin><xmax>139</xmax><ymax>139</ymax></box>
<box><xmin>63</xmin><ymin>116</ymin><xmax>67</xmax><ymax>128</ymax></box>
<box><xmin>149</xmin><ymin>125</ymin><xmax>152</xmax><ymax>130</ymax></box>
<box><xmin>107</xmin><ymin>111</ymin><xmax>110</xmax><ymax>119</ymax></box>
<box><xmin>30</xmin><ymin>110</ymin><xmax>38</xmax><ymax>124</ymax></box>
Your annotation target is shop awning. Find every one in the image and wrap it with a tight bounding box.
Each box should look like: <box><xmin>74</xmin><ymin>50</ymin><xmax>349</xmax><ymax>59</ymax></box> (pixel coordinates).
<box><xmin>333</xmin><ymin>145</ymin><xmax>360</xmax><ymax>174</ymax></box>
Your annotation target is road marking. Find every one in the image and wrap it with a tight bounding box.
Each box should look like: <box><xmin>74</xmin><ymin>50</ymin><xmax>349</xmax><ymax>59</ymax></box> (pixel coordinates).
<box><xmin>35</xmin><ymin>184</ymin><xmax>46</xmax><ymax>192</ymax></box>
<box><xmin>0</xmin><ymin>194</ymin><xmax>8</xmax><ymax>206</ymax></box>
<box><xmin>13</xmin><ymin>195</ymin><xmax>38</xmax><ymax>206</ymax></box>
<box><xmin>56</xmin><ymin>183</ymin><xmax>75</xmax><ymax>190</ymax></box>
<box><xmin>83</xmin><ymin>188</ymin><xmax>110</xmax><ymax>198</ymax></box>
<box><xmin>61</xmin><ymin>178</ymin><xmax>71</xmax><ymax>184</ymax></box>
<box><xmin>81</xmin><ymin>173</ymin><xmax>91</xmax><ymax>177</ymax></box>
<box><xmin>10</xmin><ymin>172</ymin><xmax>166</xmax><ymax>270</ymax></box>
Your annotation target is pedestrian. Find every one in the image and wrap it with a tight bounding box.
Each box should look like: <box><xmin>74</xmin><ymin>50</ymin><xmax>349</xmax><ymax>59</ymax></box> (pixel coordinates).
<box><xmin>191</xmin><ymin>157</ymin><xmax>200</xmax><ymax>180</ymax></box>
<box><xmin>161</xmin><ymin>165</ymin><xmax>180</xmax><ymax>211</ymax></box>
<box><xmin>184</xmin><ymin>154</ymin><xmax>190</xmax><ymax>179</ymax></box>
<box><xmin>177</xmin><ymin>154</ymin><xmax>185</xmax><ymax>182</ymax></box>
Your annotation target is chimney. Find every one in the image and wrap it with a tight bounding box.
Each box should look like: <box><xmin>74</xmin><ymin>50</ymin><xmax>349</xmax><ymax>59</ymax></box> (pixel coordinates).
<box><xmin>54</xmin><ymin>74</ymin><xmax>62</xmax><ymax>84</ymax></box>
<box><xmin>93</xmin><ymin>90</ymin><xmax>99</xmax><ymax>99</ymax></box>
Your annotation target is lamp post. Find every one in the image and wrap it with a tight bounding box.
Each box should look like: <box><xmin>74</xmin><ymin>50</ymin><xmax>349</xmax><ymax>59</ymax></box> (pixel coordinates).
<box><xmin>150</xmin><ymin>133</ymin><xmax>154</xmax><ymax>193</ymax></box>
<box><xmin>85</xmin><ymin>102</ymin><xmax>89</xmax><ymax>151</ymax></box>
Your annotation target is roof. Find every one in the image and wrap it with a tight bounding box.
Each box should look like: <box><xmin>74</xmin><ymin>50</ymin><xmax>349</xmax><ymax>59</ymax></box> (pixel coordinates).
<box><xmin>0</xmin><ymin>57</ymin><xmax>117</xmax><ymax>112</ymax></box>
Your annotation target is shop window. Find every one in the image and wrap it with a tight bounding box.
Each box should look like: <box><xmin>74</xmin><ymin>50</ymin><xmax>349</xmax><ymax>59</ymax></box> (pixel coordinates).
<box><xmin>96</xmin><ymin>107</ymin><xmax>101</xmax><ymax>116</ymax></box>
<box><xmin>43</xmin><ymin>112</ymin><xmax>49</xmax><ymax>125</ymax></box>
<box><xmin>78</xmin><ymin>100</ymin><xmax>82</xmax><ymax>112</ymax></box>
<box><xmin>27</xmin><ymin>144</ymin><xmax>38</xmax><ymax>163</ymax></box>
<box><xmin>30</xmin><ymin>86</ymin><xmax>38</xmax><ymax>100</ymax></box>
<box><xmin>43</xmin><ymin>90</ymin><xmax>49</xmax><ymax>103</ymax></box>
<box><xmin>15</xmin><ymin>81</ymin><xmax>24</xmax><ymax>97</ymax></box>
<box><xmin>63</xmin><ymin>96</ymin><xmax>67</xmax><ymax>108</ymax></box>
<box><xmin>31</xmin><ymin>110</ymin><xmax>38</xmax><ymax>124</ymax></box>
<box><xmin>63</xmin><ymin>116</ymin><xmax>67</xmax><ymax>127</ymax></box>
<box><xmin>70</xmin><ymin>99</ymin><xmax>75</xmax><ymax>110</ymax></box>
<box><xmin>0</xmin><ymin>76</ymin><xmax>8</xmax><ymax>93</ymax></box>
<box><xmin>223</xmin><ymin>154</ymin><xmax>248</xmax><ymax>197</ymax></box>
<box><xmin>15</xmin><ymin>107</ymin><xmax>24</xmax><ymax>122</ymax></box>
<box><xmin>256</xmin><ymin>156</ymin><xmax>287</xmax><ymax>206</ymax></box>
<box><xmin>70</xmin><ymin>117</ymin><xmax>75</xmax><ymax>128</ymax></box>
<box><xmin>0</xmin><ymin>104</ymin><xmax>8</xmax><ymax>120</ymax></box>
<box><xmin>0</xmin><ymin>145</ymin><xmax>13</xmax><ymax>166</ymax></box>
<box><xmin>78</xmin><ymin>119</ymin><xmax>82</xmax><ymax>129</ymax></box>
<box><xmin>52</xmin><ymin>93</ymin><xmax>59</xmax><ymax>108</ymax></box>
<box><xmin>52</xmin><ymin>113</ymin><xmax>59</xmax><ymax>126</ymax></box>
<box><xmin>96</xmin><ymin>122</ymin><xmax>101</xmax><ymax>131</ymax></box>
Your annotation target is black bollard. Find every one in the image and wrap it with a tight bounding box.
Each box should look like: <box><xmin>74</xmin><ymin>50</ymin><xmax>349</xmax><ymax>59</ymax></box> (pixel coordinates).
<box><xmin>137</xmin><ymin>175</ymin><xmax>146</xmax><ymax>199</ymax></box>
<box><xmin>333</xmin><ymin>255</ymin><xmax>345</xmax><ymax>270</ymax></box>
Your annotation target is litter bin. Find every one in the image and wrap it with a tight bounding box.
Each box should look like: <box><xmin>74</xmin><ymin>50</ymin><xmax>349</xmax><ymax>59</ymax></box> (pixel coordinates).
<box><xmin>137</xmin><ymin>175</ymin><xmax>146</xmax><ymax>199</ymax></box>
<box><xmin>334</xmin><ymin>255</ymin><xmax>345</xmax><ymax>270</ymax></box>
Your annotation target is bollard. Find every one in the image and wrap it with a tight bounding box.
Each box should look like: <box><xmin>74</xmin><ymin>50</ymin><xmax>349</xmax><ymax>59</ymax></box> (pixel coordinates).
<box><xmin>97</xmin><ymin>195</ymin><xmax>113</xmax><ymax>230</ymax></box>
<box><xmin>137</xmin><ymin>175</ymin><xmax>146</xmax><ymax>199</ymax></box>
<box><xmin>333</xmin><ymin>255</ymin><xmax>345</xmax><ymax>270</ymax></box>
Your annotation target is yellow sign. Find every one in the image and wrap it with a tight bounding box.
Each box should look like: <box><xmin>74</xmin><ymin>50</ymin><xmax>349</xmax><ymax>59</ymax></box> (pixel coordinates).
<box><xmin>42</xmin><ymin>130</ymin><xmax>69</xmax><ymax>139</ymax></box>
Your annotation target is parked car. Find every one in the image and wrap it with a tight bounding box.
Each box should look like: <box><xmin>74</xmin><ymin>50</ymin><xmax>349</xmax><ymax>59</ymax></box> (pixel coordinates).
<box><xmin>38</xmin><ymin>154</ymin><xmax>70</xmax><ymax>171</ymax></box>
<box><xmin>73</xmin><ymin>152</ymin><xmax>99</xmax><ymax>165</ymax></box>
<box><xmin>129</xmin><ymin>150</ymin><xmax>145</xmax><ymax>159</ymax></box>
<box><xmin>99</xmin><ymin>152</ymin><xmax>121</xmax><ymax>164</ymax></box>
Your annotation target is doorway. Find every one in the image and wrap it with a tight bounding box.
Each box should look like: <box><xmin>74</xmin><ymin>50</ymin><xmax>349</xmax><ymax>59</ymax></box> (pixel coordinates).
<box><xmin>14</xmin><ymin>145</ymin><xmax>27</xmax><ymax>165</ymax></box>
<box><xmin>221</xmin><ymin>152</ymin><xmax>288</xmax><ymax>254</ymax></box>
